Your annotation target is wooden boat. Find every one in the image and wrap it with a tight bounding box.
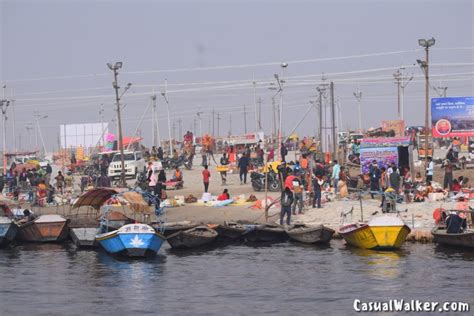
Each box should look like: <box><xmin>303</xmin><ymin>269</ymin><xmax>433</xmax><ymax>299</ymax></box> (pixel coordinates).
<box><xmin>431</xmin><ymin>227</ymin><xmax>474</xmax><ymax>248</ymax></box>
<box><xmin>68</xmin><ymin>218</ymin><xmax>100</xmax><ymax>248</ymax></box>
<box><xmin>96</xmin><ymin>223</ymin><xmax>165</xmax><ymax>257</ymax></box>
<box><xmin>167</xmin><ymin>226</ymin><xmax>218</xmax><ymax>249</ymax></box>
<box><xmin>17</xmin><ymin>214</ymin><xmax>69</xmax><ymax>242</ymax></box>
<box><xmin>0</xmin><ymin>217</ymin><xmax>19</xmax><ymax>246</ymax></box>
<box><xmin>286</xmin><ymin>224</ymin><xmax>335</xmax><ymax>244</ymax></box>
<box><xmin>215</xmin><ymin>222</ymin><xmax>248</xmax><ymax>241</ymax></box>
<box><xmin>244</xmin><ymin>224</ymin><xmax>288</xmax><ymax>243</ymax></box>
<box><xmin>339</xmin><ymin>215</ymin><xmax>410</xmax><ymax>250</ymax></box>
<box><xmin>152</xmin><ymin>221</ymin><xmax>198</xmax><ymax>237</ymax></box>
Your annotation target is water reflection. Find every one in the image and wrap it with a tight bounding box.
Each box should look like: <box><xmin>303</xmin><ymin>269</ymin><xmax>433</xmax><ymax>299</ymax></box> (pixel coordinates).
<box><xmin>343</xmin><ymin>246</ymin><xmax>407</xmax><ymax>280</ymax></box>
<box><xmin>433</xmin><ymin>244</ymin><xmax>474</xmax><ymax>261</ymax></box>
<box><xmin>1</xmin><ymin>241</ymin><xmax>474</xmax><ymax>315</ymax></box>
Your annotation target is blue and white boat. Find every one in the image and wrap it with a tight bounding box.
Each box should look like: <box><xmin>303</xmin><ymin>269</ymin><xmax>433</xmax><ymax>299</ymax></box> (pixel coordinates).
<box><xmin>96</xmin><ymin>223</ymin><xmax>165</xmax><ymax>257</ymax></box>
<box><xmin>0</xmin><ymin>217</ymin><xmax>18</xmax><ymax>247</ymax></box>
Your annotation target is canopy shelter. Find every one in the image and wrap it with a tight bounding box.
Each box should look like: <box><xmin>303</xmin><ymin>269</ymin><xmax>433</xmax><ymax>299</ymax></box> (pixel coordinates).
<box><xmin>72</xmin><ymin>188</ymin><xmax>118</xmax><ymax>210</ymax></box>
<box><xmin>71</xmin><ymin>188</ymin><xmax>152</xmax><ymax>219</ymax></box>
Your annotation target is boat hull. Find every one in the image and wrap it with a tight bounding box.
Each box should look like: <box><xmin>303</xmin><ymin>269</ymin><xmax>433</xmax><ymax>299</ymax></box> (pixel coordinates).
<box><xmin>70</xmin><ymin>227</ymin><xmax>99</xmax><ymax>247</ymax></box>
<box><xmin>167</xmin><ymin>227</ymin><xmax>218</xmax><ymax>248</ymax></box>
<box><xmin>0</xmin><ymin>221</ymin><xmax>18</xmax><ymax>246</ymax></box>
<box><xmin>339</xmin><ymin>224</ymin><xmax>379</xmax><ymax>249</ymax></box>
<box><xmin>215</xmin><ymin>225</ymin><xmax>246</xmax><ymax>241</ymax></box>
<box><xmin>340</xmin><ymin>223</ymin><xmax>410</xmax><ymax>250</ymax></box>
<box><xmin>287</xmin><ymin>225</ymin><xmax>335</xmax><ymax>244</ymax></box>
<box><xmin>18</xmin><ymin>219</ymin><xmax>69</xmax><ymax>243</ymax></box>
<box><xmin>96</xmin><ymin>224</ymin><xmax>165</xmax><ymax>257</ymax></box>
<box><xmin>432</xmin><ymin>228</ymin><xmax>474</xmax><ymax>248</ymax></box>
<box><xmin>370</xmin><ymin>225</ymin><xmax>411</xmax><ymax>249</ymax></box>
<box><xmin>244</xmin><ymin>226</ymin><xmax>288</xmax><ymax>243</ymax></box>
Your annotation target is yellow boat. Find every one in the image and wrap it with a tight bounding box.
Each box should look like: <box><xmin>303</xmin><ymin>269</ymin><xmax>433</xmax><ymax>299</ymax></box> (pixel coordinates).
<box><xmin>339</xmin><ymin>215</ymin><xmax>411</xmax><ymax>250</ymax></box>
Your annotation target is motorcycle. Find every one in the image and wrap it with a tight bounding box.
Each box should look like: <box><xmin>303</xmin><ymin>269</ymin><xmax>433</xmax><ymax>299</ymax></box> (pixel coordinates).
<box><xmin>162</xmin><ymin>155</ymin><xmax>193</xmax><ymax>170</ymax></box>
<box><xmin>251</xmin><ymin>170</ymin><xmax>281</xmax><ymax>192</ymax></box>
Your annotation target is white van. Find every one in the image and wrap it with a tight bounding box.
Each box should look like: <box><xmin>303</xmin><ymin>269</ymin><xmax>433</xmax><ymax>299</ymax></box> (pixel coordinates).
<box><xmin>107</xmin><ymin>151</ymin><xmax>145</xmax><ymax>179</ymax></box>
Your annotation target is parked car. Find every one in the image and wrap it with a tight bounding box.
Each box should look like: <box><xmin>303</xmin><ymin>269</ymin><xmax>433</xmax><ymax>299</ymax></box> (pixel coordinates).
<box><xmin>107</xmin><ymin>151</ymin><xmax>145</xmax><ymax>179</ymax></box>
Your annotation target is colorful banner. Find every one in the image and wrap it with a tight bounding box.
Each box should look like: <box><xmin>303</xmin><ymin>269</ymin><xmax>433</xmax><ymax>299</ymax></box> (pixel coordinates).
<box><xmin>382</xmin><ymin>120</ymin><xmax>405</xmax><ymax>137</ymax></box>
<box><xmin>104</xmin><ymin>134</ymin><xmax>115</xmax><ymax>151</ymax></box>
<box><xmin>360</xmin><ymin>147</ymin><xmax>398</xmax><ymax>174</ymax></box>
<box><xmin>431</xmin><ymin>97</ymin><xmax>474</xmax><ymax>138</ymax></box>
<box><xmin>360</xmin><ymin>137</ymin><xmax>411</xmax><ymax>149</ymax></box>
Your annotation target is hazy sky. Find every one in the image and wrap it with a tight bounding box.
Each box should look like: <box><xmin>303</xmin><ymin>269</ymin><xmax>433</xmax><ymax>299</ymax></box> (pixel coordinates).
<box><xmin>1</xmin><ymin>0</ymin><xmax>473</xmax><ymax>151</ymax></box>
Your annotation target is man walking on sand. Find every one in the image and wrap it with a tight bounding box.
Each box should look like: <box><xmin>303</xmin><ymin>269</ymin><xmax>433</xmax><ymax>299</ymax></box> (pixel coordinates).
<box><xmin>331</xmin><ymin>160</ymin><xmax>340</xmax><ymax>195</ymax></box>
<box><xmin>238</xmin><ymin>153</ymin><xmax>250</xmax><ymax>185</ymax></box>
<box><xmin>202</xmin><ymin>165</ymin><xmax>211</xmax><ymax>193</ymax></box>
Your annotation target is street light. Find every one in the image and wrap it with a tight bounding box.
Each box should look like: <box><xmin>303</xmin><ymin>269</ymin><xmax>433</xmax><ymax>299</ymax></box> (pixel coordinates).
<box><xmin>275</xmin><ymin>62</ymin><xmax>288</xmax><ymax>160</ymax></box>
<box><xmin>417</xmin><ymin>37</ymin><xmax>435</xmax><ymax>165</ymax></box>
<box><xmin>0</xmin><ymin>99</ymin><xmax>10</xmax><ymax>174</ymax></box>
<box><xmin>161</xmin><ymin>88</ymin><xmax>173</xmax><ymax>156</ymax></box>
<box><xmin>107</xmin><ymin>61</ymin><xmax>129</xmax><ymax>187</ymax></box>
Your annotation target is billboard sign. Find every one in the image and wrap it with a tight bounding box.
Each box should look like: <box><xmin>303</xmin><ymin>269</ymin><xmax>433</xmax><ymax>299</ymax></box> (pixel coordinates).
<box><xmin>360</xmin><ymin>147</ymin><xmax>398</xmax><ymax>174</ymax></box>
<box><xmin>431</xmin><ymin>97</ymin><xmax>474</xmax><ymax>138</ymax></box>
<box><xmin>382</xmin><ymin>120</ymin><xmax>405</xmax><ymax>137</ymax></box>
<box><xmin>60</xmin><ymin>123</ymin><xmax>108</xmax><ymax>148</ymax></box>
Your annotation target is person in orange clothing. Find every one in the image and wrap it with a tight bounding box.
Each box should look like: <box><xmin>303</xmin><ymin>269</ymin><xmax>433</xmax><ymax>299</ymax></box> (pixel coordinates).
<box><xmin>300</xmin><ymin>154</ymin><xmax>309</xmax><ymax>170</ymax></box>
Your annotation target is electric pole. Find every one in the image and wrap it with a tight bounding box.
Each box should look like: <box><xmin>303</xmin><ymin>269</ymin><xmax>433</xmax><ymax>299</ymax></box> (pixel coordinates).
<box><xmin>316</xmin><ymin>81</ymin><xmax>328</xmax><ymax>151</ymax></box>
<box><xmin>417</xmin><ymin>37</ymin><xmax>436</xmax><ymax>165</ymax></box>
<box><xmin>107</xmin><ymin>61</ymin><xmax>131</xmax><ymax>187</ymax></box>
<box><xmin>0</xmin><ymin>97</ymin><xmax>9</xmax><ymax>173</ymax></box>
<box><xmin>228</xmin><ymin>114</ymin><xmax>232</xmax><ymax>137</ymax></box>
<box><xmin>196</xmin><ymin>110</ymin><xmax>203</xmax><ymax>138</ymax></box>
<box><xmin>177</xmin><ymin>118</ymin><xmax>182</xmax><ymax>141</ymax></box>
<box><xmin>271</xmin><ymin>96</ymin><xmax>276</xmax><ymax>144</ymax></box>
<box><xmin>257</xmin><ymin>97</ymin><xmax>263</xmax><ymax>130</ymax></box>
<box><xmin>243</xmin><ymin>104</ymin><xmax>247</xmax><ymax>134</ymax></box>
<box><xmin>212</xmin><ymin>108</ymin><xmax>215</xmax><ymax>136</ymax></box>
<box><xmin>330</xmin><ymin>82</ymin><xmax>337</xmax><ymax>160</ymax></box>
<box><xmin>353</xmin><ymin>88</ymin><xmax>363</xmax><ymax>133</ymax></box>
<box><xmin>172</xmin><ymin>121</ymin><xmax>176</xmax><ymax>142</ymax></box>
<box><xmin>393</xmin><ymin>68</ymin><xmax>414</xmax><ymax>120</ymax></box>
<box><xmin>216</xmin><ymin>112</ymin><xmax>221</xmax><ymax>137</ymax></box>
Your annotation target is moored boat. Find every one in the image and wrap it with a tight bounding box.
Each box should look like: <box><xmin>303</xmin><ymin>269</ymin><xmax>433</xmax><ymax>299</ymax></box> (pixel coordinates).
<box><xmin>69</xmin><ymin>218</ymin><xmax>100</xmax><ymax>248</ymax></box>
<box><xmin>167</xmin><ymin>225</ymin><xmax>218</xmax><ymax>249</ymax></box>
<box><xmin>215</xmin><ymin>222</ymin><xmax>248</xmax><ymax>241</ymax></box>
<box><xmin>0</xmin><ymin>217</ymin><xmax>19</xmax><ymax>246</ymax></box>
<box><xmin>152</xmin><ymin>221</ymin><xmax>198</xmax><ymax>237</ymax></box>
<box><xmin>286</xmin><ymin>224</ymin><xmax>335</xmax><ymax>244</ymax></box>
<box><xmin>339</xmin><ymin>215</ymin><xmax>410</xmax><ymax>250</ymax></box>
<box><xmin>17</xmin><ymin>214</ymin><xmax>69</xmax><ymax>243</ymax></box>
<box><xmin>368</xmin><ymin>215</ymin><xmax>411</xmax><ymax>249</ymax></box>
<box><xmin>431</xmin><ymin>209</ymin><xmax>474</xmax><ymax>248</ymax></box>
<box><xmin>244</xmin><ymin>224</ymin><xmax>288</xmax><ymax>243</ymax></box>
<box><xmin>96</xmin><ymin>223</ymin><xmax>165</xmax><ymax>257</ymax></box>
<box><xmin>432</xmin><ymin>227</ymin><xmax>474</xmax><ymax>248</ymax></box>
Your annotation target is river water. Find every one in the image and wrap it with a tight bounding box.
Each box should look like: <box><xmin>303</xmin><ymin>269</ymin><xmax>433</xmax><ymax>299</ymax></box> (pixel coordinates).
<box><xmin>0</xmin><ymin>241</ymin><xmax>473</xmax><ymax>315</ymax></box>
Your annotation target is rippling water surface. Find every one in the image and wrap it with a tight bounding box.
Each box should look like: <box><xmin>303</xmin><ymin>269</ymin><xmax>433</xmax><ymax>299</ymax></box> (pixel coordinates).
<box><xmin>1</xmin><ymin>241</ymin><xmax>473</xmax><ymax>315</ymax></box>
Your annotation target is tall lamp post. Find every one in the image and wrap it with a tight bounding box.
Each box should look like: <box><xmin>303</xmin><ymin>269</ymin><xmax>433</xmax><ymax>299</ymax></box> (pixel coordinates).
<box><xmin>353</xmin><ymin>88</ymin><xmax>363</xmax><ymax>133</ymax></box>
<box><xmin>161</xmin><ymin>85</ymin><xmax>173</xmax><ymax>156</ymax></box>
<box><xmin>275</xmin><ymin>62</ymin><xmax>287</xmax><ymax>160</ymax></box>
<box><xmin>417</xmin><ymin>37</ymin><xmax>435</xmax><ymax>164</ymax></box>
<box><xmin>107</xmin><ymin>61</ymin><xmax>131</xmax><ymax>188</ymax></box>
<box><xmin>0</xmin><ymin>99</ymin><xmax>9</xmax><ymax>174</ymax></box>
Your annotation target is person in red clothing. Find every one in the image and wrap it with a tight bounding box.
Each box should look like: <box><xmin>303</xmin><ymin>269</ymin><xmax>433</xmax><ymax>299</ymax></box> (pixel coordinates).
<box><xmin>217</xmin><ymin>189</ymin><xmax>230</xmax><ymax>201</ymax></box>
<box><xmin>202</xmin><ymin>165</ymin><xmax>211</xmax><ymax>193</ymax></box>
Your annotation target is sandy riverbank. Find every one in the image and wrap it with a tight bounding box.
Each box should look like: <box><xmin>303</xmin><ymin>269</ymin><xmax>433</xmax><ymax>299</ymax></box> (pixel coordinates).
<box><xmin>3</xmin><ymin>153</ymin><xmax>469</xmax><ymax>233</ymax></box>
